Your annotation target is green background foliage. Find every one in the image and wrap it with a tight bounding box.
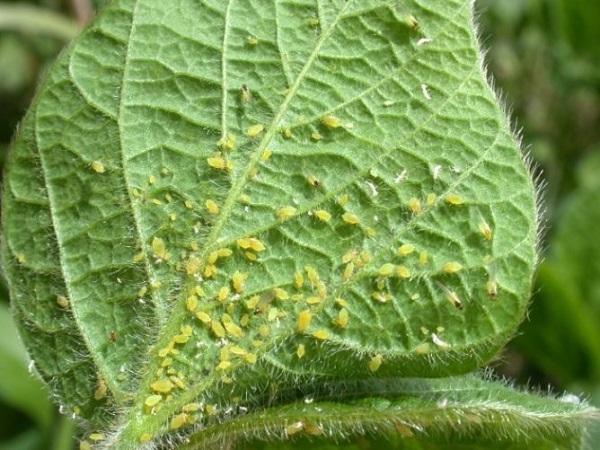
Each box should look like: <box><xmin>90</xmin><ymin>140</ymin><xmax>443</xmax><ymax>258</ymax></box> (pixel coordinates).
<box><xmin>0</xmin><ymin>0</ymin><xmax>598</xmax><ymax>448</ymax></box>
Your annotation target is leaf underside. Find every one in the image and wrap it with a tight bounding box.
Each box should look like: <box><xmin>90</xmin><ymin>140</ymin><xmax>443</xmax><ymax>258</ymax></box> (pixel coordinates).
<box><xmin>1</xmin><ymin>0</ymin><xmax>546</xmax><ymax>447</ymax></box>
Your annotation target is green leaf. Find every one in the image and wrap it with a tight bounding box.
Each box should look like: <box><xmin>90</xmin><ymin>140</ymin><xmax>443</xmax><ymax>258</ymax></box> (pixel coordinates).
<box><xmin>1</xmin><ymin>0</ymin><xmax>544</xmax><ymax>447</ymax></box>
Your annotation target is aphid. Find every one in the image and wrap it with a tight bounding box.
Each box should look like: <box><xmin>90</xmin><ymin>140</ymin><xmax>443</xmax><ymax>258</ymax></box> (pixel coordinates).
<box><xmin>478</xmin><ymin>215</ymin><xmax>493</xmax><ymax>240</ymax></box>
<box><xmin>172</xmin><ymin>334</ymin><xmax>189</xmax><ymax>344</ymax></box>
<box><xmin>297</xmin><ymin>310</ymin><xmax>312</xmax><ymax>333</ymax></box>
<box><xmin>150</xmin><ymin>379</ymin><xmax>175</xmax><ymax>394</ymax></box>
<box><xmin>378</xmin><ymin>263</ymin><xmax>395</xmax><ymax>277</ymax></box>
<box><xmin>403</xmin><ymin>14</ymin><xmax>419</xmax><ymax>30</ymax></box>
<box><xmin>184</xmin><ymin>200</ymin><xmax>193</xmax><ymax>209</ymax></box>
<box><xmin>436</xmin><ymin>282</ymin><xmax>463</xmax><ymax>310</ymax></box>
<box><xmin>332</xmin><ymin>308</ymin><xmax>349</xmax><ymax>328</ymax></box>
<box><xmin>89</xmin><ymin>433</ymin><xmax>105</xmax><ymax>442</ymax></box>
<box><xmin>152</xmin><ymin>236</ymin><xmax>168</xmax><ymax>260</ymax></box>
<box><xmin>365</xmin><ymin>227</ymin><xmax>376</xmax><ymax>237</ymax></box>
<box><xmin>207</xmin><ymin>156</ymin><xmax>227</xmax><ymax>170</ymax></box>
<box><xmin>217</xmin><ymin>286</ymin><xmax>230</xmax><ymax>302</ymax></box>
<box><xmin>396</xmin><ymin>265</ymin><xmax>411</xmax><ymax>279</ymax></box>
<box><xmin>343</xmin><ymin>262</ymin><xmax>354</xmax><ymax>282</ymax></box>
<box><xmin>419</xmin><ymin>251</ymin><xmax>428</xmax><ymax>267</ymax></box>
<box><xmin>426</xmin><ymin>193</ymin><xmax>436</xmax><ymax>206</ymax></box>
<box><xmin>232</xmin><ymin>271</ymin><xmax>248</xmax><ymax>293</ymax></box>
<box><xmin>203</xmin><ymin>264</ymin><xmax>217</xmax><ymax>278</ymax></box>
<box><xmin>56</xmin><ymin>295</ymin><xmax>69</xmax><ymax>309</ymax></box>
<box><xmin>94</xmin><ymin>378</ymin><xmax>107</xmax><ymax>400</ymax></box>
<box><xmin>139</xmin><ymin>434</ymin><xmax>153</xmax><ymax>443</ymax></box>
<box><xmin>217</xmin><ymin>133</ymin><xmax>237</xmax><ymax>150</ymax></box>
<box><xmin>91</xmin><ymin>161</ymin><xmax>105</xmax><ymax>173</ymax></box>
<box><xmin>335</xmin><ymin>298</ymin><xmax>348</xmax><ymax>308</ymax></box>
<box><xmin>408</xmin><ymin>197</ymin><xmax>421</xmax><ymax>214</ymax></box>
<box><xmin>338</xmin><ymin>194</ymin><xmax>349</xmax><ymax>207</ymax></box>
<box><xmin>211</xmin><ymin>320</ymin><xmax>226</xmax><ymax>338</ymax></box>
<box><xmin>240</xmin><ymin>193</ymin><xmax>251</xmax><ymax>204</ymax></box>
<box><xmin>312</xmin><ymin>330</ymin><xmax>329</xmax><ymax>340</ymax></box>
<box><xmin>304</xmin><ymin>265</ymin><xmax>320</xmax><ymax>286</ymax></box>
<box><xmin>245</xmin><ymin>251</ymin><xmax>257</xmax><ymax>261</ymax></box>
<box><xmin>286</xmin><ymin>421</ymin><xmax>304</xmax><ymax>436</ymax></box>
<box><xmin>311</xmin><ymin>132</ymin><xmax>323</xmax><ymax>141</ymax></box>
<box><xmin>369</xmin><ymin>354</ymin><xmax>383</xmax><ymax>372</ymax></box>
<box><xmin>441</xmin><ymin>262</ymin><xmax>463</xmax><ymax>274</ymax></box>
<box><xmin>314</xmin><ymin>210</ymin><xmax>331</xmax><ymax>222</ymax></box>
<box><xmin>397</xmin><ymin>244</ymin><xmax>415</xmax><ymax>256</ymax></box>
<box><xmin>185</xmin><ymin>256</ymin><xmax>200</xmax><ymax>276</ymax></box>
<box><xmin>181</xmin><ymin>325</ymin><xmax>193</xmax><ymax>336</ymax></box>
<box><xmin>296</xmin><ymin>344</ymin><xmax>306</xmax><ymax>359</ymax></box>
<box><xmin>151</xmin><ymin>199</ymin><xmax>162</xmax><ymax>206</ymax></box>
<box><xmin>169</xmin><ymin>213</ymin><xmax>177</xmax><ymax>221</ymax></box>
<box><xmin>308</xmin><ymin>17</ymin><xmax>319</xmax><ymax>27</ymax></box>
<box><xmin>248</xmin><ymin>238</ymin><xmax>266</xmax><ymax>252</ymax></box>
<box><xmin>486</xmin><ymin>263</ymin><xmax>498</xmax><ymax>300</ymax></box>
<box><xmin>415</xmin><ymin>342</ymin><xmax>430</xmax><ymax>354</ymax></box>
<box><xmin>274</xmin><ymin>288</ymin><xmax>289</xmax><ymax>300</ymax></box>
<box><xmin>224</xmin><ymin>322</ymin><xmax>244</xmax><ymax>338</ymax></box>
<box><xmin>245</xmin><ymin>295</ymin><xmax>260</xmax><ymax>310</ymax></box>
<box><xmin>240</xmin><ymin>314</ymin><xmax>250</xmax><ymax>326</ymax></box>
<box><xmin>276</xmin><ymin>206</ymin><xmax>297</xmax><ymax>220</ymax></box>
<box><xmin>244</xmin><ymin>353</ymin><xmax>257</xmax><ymax>364</ymax></box>
<box><xmin>145</xmin><ymin>395</ymin><xmax>162</xmax><ymax>407</ymax></box>
<box><xmin>307</xmin><ymin>175</ymin><xmax>321</xmax><ymax>187</ymax></box>
<box><xmin>282</xmin><ymin>127</ymin><xmax>292</xmax><ymax>139</ymax></box>
<box><xmin>445</xmin><ymin>194</ymin><xmax>464</xmax><ymax>205</ymax></box>
<box><xmin>294</xmin><ymin>272</ymin><xmax>304</xmax><ymax>289</ymax></box>
<box><xmin>247</xmin><ymin>36</ymin><xmax>258</xmax><ymax>46</ymax></box>
<box><xmin>261</xmin><ymin>148</ymin><xmax>273</xmax><ymax>160</ymax></box>
<box><xmin>170</xmin><ymin>413</ymin><xmax>189</xmax><ymax>430</ymax></box>
<box><xmin>306</xmin><ymin>296</ymin><xmax>322</xmax><ymax>305</ymax></box>
<box><xmin>241</xmin><ymin>84</ymin><xmax>252</xmax><ymax>103</ymax></box>
<box><xmin>148</xmin><ymin>175</ymin><xmax>156</xmax><ymax>185</ymax></box>
<box><xmin>205</xmin><ymin>199</ymin><xmax>219</xmax><ymax>215</ymax></box>
<box><xmin>246</xmin><ymin>124</ymin><xmax>264</xmax><ymax>137</ymax></box>
<box><xmin>342</xmin><ymin>212</ymin><xmax>360</xmax><ymax>225</ymax></box>
<box><xmin>259</xmin><ymin>324</ymin><xmax>270</xmax><ymax>337</ymax></box>
<box><xmin>321</xmin><ymin>115</ymin><xmax>341</xmax><ymax>128</ymax></box>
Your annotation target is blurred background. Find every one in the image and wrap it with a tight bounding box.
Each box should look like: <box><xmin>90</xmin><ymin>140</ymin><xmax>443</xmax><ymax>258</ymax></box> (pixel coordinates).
<box><xmin>1</xmin><ymin>0</ymin><xmax>599</xmax><ymax>448</ymax></box>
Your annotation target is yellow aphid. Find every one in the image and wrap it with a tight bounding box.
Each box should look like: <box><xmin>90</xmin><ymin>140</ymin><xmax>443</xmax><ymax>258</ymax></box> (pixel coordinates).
<box><xmin>246</xmin><ymin>124</ymin><xmax>264</xmax><ymax>137</ymax></box>
<box><xmin>316</xmin><ymin>281</ymin><xmax>327</xmax><ymax>298</ymax></box>
<box><xmin>419</xmin><ymin>251</ymin><xmax>428</xmax><ymax>267</ymax></box>
<box><xmin>169</xmin><ymin>213</ymin><xmax>177</xmax><ymax>221</ymax></box>
<box><xmin>314</xmin><ymin>210</ymin><xmax>331</xmax><ymax>222</ymax></box>
<box><xmin>186</xmin><ymin>295</ymin><xmax>197</xmax><ymax>312</ymax></box>
<box><xmin>335</xmin><ymin>298</ymin><xmax>348</xmax><ymax>307</ymax></box>
<box><xmin>445</xmin><ymin>194</ymin><xmax>464</xmax><ymax>205</ymax></box>
<box><xmin>133</xmin><ymin>252</ymin><xmax>144</xmax><ymax>263</ymax></box>
<box><xmin>148</xmin><ymin>175</ymin><xmax>156</xmax><ymax>185</ymax></box>
<box><xmin>170</xmin><ymin>376</ymin><xmax>185</xmax><ymax>389</ymax></box>
<box><xmin>217</xmin><ymin>286</ymin><xmax>230</xmax><ymax>302</ymax></box>
<box><xmin>205</xmin><ymin>199</ymin><xmax>219</xmax><ymax>215</ymax></box>
<box><xmin>403</xmin><ymin>14</ymin><xmax>419</xmax><ymax>30</ymax></box>
<box><xmin>378</xmin><ymin>263</ymin><xmax>395</xmax><ymax>277</ymax></box>
<box><xmin>184</xmin><ymin>200</ymin><xmax>193</xmax><ymax>209</ymax></box>
<box><xmin>441</xmin><ymin>262</ymin><xmax>463</xmax><ymax>274</ymax></box>
<box><xmin>248</xmin><ymin>238</ymin><xmax>266</xmax><ymax>252</ymax></box>
<box><xmin>396</xmin><ymin>265</ymin><xmax>411</xmax><ymax>279</ymax></box>
<box><xmin>332</xmin><ymin>308</ymin><xmax>349</xmax><ymax>328</ymax></box>
<box><xmin>182</xmin><ymin>403</ymin><xmax>202</xmax><ymax>413</ymax></box>
<box><xmin>181</xmin><ymin>325</ymin><xmax>193</xmax><ymax>336</ymax></box>
<box><xmin>245</xmin><ymin>251</ymin><xmax>257</xmax><ymax>261</ymax></box>
<box><xmin>479</xmin><ymin>218</ymin><xmax>493</xmax><ymax>240</ymax></box>
<box><xmin>267</xmin><ymin>307</ymin><xmax>278</xmax><ymax>322</ymax></box>
<box><xmin>139</xmin><ymin>433</ymin><xmax>153</xmax><ymax>443</ymax></box>
<box><xmin>408</xmin><ymin>197</ymin><xmax>421</xmax><ymax>213</ymax></box>
<box><xmin>274</xmin><ymin>288</ymin><xmax>289</xmax><ymax>300</ymax></box>
<box><xmin>217</xmin><ymin>133</ymin><xmax>236</xmax><ymax>150</ymax></box>
<box><xmin>337</xmin><ymin>195</ymin><xmax>349</xmax><ymax>208</ymax></box>
<box><xmin>311</xmin><ymin>132</ymin><xmax>323</xmax><ymax>141</ymax></box>
<box><xmin>286</xmin><ymin>421</ymin><xmax>304</xmax><ymax>436</ymax></box>
<box><xmin>240</xmin><ymin>314</ymin><xmax>250</xmax><ymax>326</ymax></box>
<box><xmin>282</xmin><ymin>127</ymin><xmax>292</xmax><ymax>139</ymax></box>
<box><xmin>436</xmin><ymin>282</ymin><xmax>463</xmax><ymax>310</ymax></box>
<box><xmin>294</xmin><ymin>272</ymin><xmax>304</xmax><ymax>289</ymax></box>
<box><xmin>217</xmin><ymin>360</ymin><xmax>232</xmax><ymax>371</ymax></box>
<box><xmin>80</xmin><ymin>441</ymin><xmax>92</xmax><ymax>450</ymax></box>
<box><xmin>151</xmin><ymin>199</ymin><xmax>162</xmax><ymax>206</ymax></box>
<box><xmin>304</xmin><ymin>265</ymin><xmax>320</xmax><ymax>286</ymax></box>
<box><xmin>306</xmin><ymin>296</ymin><xmax>322</xmax><ymax>305</ymax></box>
<box><xmin>185</xmin><ymin>256</ymin><xmax>200</xmax><ymax>275</ymax></box>
<box><xmin>369</xmin><ymin>354</ymin><xmax>383</xmax><ymax>372</ymax></box>
<box><xmin>56</xmin><ymin>295</ymin><xmax>69</xmax><ymax>309</ymax></box>
<box><xmin>247</xmin><ymin>36</ymin><xmax>258</xmax><ymax>46</ymax></box>
<box><xmin>207</xmin><ymin>156</ymin><xmax>227</xmax><ymax>169</ymax></box>
<box><xmin>232</xmin><ymin>271</ymin><xmax>248</xmax><ymax>293</ymax></box>
<box><xmin>365</xmin><ymin>227</ymin><xmax>376</xmax><ymax>237</ymax></box>
<box><xmin>91</xmin><ymin>160</ymin><xmax>105</xmax><ymax>173</ymax></box>
<box><xmin>246</xmin><ymin>295</ymin><xmax>260</xmax><ymax>309</ymax></box>
<box><xmin>296</xmin><ymin>344</ymin><xmax>306</xmax><ymax>359</ymax></box>
<box><xmin>342</xmin><ymin>212</ymin><xmax>360</xmax><ymax>225</ymax></box>
<box><xmin>276</xmin><ymin>205</ymin><xmax>297</xmax><ymax>220</ymax></box>
<box><xmin>244</xmin><ymin>353</ymin><xmax>257</xmax><ymax>364</ymax></box>
<box><xmin>152</xmin><ymin>236</ymin><xmax>168</xmax><ymax>260</ymax></box>
<box><xmin>195</xmin><ymin>311</ymin><xmax>211</xmax><ymax>324</ymax></box>
<box><xmin>415</xmin><ymin>342</ymin><xmax>430</xmax><ymax>354</ymax></box>
<box><xmin>240</xmin><ymin>193</ymin><xmax>251</xmax><ymax>204</ymax></box>
<box><xmin>204</xmin><ymin>264</ymin><xmax>217</xmax><ymax>278</ymax></box>
<box><xmin>194</xmin><ymin>286</ymin><xmax>205</xmax><ymax>297</ymax></box>
<box><xmin>94</xmin><ymin>378</ymin><xmax>107</xmax><ymax>400</ymax></box>
<box><xmin>208</xmin><ymin>251</ymin><xmax>219</xmax><ymax>265</ymax></box>
<box><xmin>151</xmin><ymin>280</ymin><xmax>162</xmax><ymax>290</ymax></box>
<box><xmin>307</xmin><ymin>175</ymin><xmax>321</xmax><ymax>187</ymax></box>
<box><xmin>343</xmin><ymin>262</ymin><xmax>354</xmax><ymax>282</ymax></box>
<box><xmin>172</xmin><ymin>334</ymin><xmax>189</xmax><ymax>344</ymax></box>
<box><xmin>312</xmin><ymin>330</ymin><xmax>329</xmax><ymax>340</ymax></box>
<box><xmin>321</xmin><ymin>115</ymin><xmax>341</xmax><ymax>128</ymax></box>
<box><xmin>261</xmin><ymin>148</ymin><xmax>273</xmax><ymax>160</ymax></box>
<box><xmin>170</xmin><ymin>413</ymin><xmax>189</xmax><ymax>430</ymax></box>
<box><xmin>372</xmin><ymin>291</ymin><xmax>387</xmax><ymax>303</ymax></box>
<box><xmin>150</xmin><ymin>379</ymin><xmax>175</xmax><ymax>394</ymax></box>
<box><xmin>224</xmin><ymin>322</ymin><xmax>244</xmax><ymax>338</ymax></box>
<box><xmin>259</xmin><ymin>324</ymin><xmax>270</xmax><ymax>337</ymax></box>
<box><xmin>211</xmin><ymin>320</ymin><xmax>226</xmax><ymax>338</ymax></box>
<box><xmin>297</xmin><ymin>309</ymin><xmax>312</xmax><ymax>333</ymax></box>
<box><xmin>426</xmin><ymin>193</ymin><xmax>436</xmax><ymax>206</ymax></box>
<box><xmin>241</xmin><ymin>84</ymin><xmax>252</xmax><ymax>103</ymax></box>
<box><xmin>230</xmin><ymin>346</ymin><xmax>247</xmax><ymax>356</ymax></box>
